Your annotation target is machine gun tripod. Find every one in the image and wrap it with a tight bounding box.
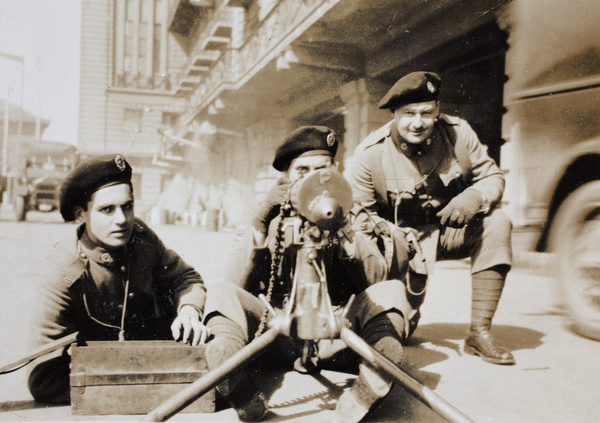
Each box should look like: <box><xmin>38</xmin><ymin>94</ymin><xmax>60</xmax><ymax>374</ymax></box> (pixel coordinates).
<box><xmin>146</xmin><ymin>169</ymin><xmax>474</xmax><ymax>423</ymax></box>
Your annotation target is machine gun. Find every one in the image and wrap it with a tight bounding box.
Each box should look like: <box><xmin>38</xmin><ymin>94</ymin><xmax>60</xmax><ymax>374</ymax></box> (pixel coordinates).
<box><xmin>145</xmin><ymin>169</ymin><xmax>474</xmax><ymax>423</ymax></box>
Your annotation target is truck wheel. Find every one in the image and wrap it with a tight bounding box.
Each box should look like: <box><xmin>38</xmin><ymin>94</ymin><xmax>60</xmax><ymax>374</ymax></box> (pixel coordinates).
<box><xmin>15</xmin><ymin>196</ymin><xmax>27</xmax><ymax>222</ymax></box>
<box><xmin>549</xmin><ymin>181</ymin><xmax>600</xmax><ymax>341</ymax></box>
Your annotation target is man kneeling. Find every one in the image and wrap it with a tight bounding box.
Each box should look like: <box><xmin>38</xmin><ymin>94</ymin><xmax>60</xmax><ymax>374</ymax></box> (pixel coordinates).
<box><xmin>203</xmin><ymin>127</ymin><xmax>423</xmax><ymax>422</ymax></box>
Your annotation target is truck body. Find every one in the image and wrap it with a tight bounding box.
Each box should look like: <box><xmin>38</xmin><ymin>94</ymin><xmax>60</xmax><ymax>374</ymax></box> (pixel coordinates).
<box><xmin>501</xmin><ymin>0</ymin><xmax>600</xmax><ymax>339</ymax></box>
<box><xmin>11</xmin><ymin>141</ymin><xmax>78</xmax><ymax>221</ymax></box>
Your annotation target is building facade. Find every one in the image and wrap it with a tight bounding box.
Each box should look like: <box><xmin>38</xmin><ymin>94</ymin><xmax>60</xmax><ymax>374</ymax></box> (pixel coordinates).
<box><xmin>79</xmin><ymin>0</ymin><xmax>512</xmax><ymax>228</ymax></box>
<box><xmin>79</xmin><ymin>0</ymin><xmax>189</xmax><ymax>216</ymax></box>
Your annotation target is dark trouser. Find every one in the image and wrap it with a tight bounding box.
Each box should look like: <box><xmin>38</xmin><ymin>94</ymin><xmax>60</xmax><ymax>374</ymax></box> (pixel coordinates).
<box><xmin>437</xmin><ymin>207</ymin><xmax>512</xmax><ymax>273</ymax></box>
<box><xmin>28</xmin><ymin>350</ymin><xmax>71</xmax><ymax>404</ymax></box>
<box><xmin>436</xmin><ymin>208</ymin><xmax>513</xmax><ymax>331</ymax></box>
<box><xmin>203</xmin><ymin>279</ymin><xmax>415</xmax><ymax>369</ymax></box>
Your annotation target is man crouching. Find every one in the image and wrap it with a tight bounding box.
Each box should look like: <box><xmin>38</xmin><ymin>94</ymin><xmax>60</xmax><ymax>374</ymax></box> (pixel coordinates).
<box><xmin>28</xmin><ymin>154</ymin><xmax>209</xmax><ymax>404</ymax></box>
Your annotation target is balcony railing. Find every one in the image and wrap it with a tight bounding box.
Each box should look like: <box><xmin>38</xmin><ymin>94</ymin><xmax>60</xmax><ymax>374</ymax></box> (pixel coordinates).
<box><xmin>171</xmin><ymin>0</ymin><xmax>340</xmax><ymax>133</ymax></box>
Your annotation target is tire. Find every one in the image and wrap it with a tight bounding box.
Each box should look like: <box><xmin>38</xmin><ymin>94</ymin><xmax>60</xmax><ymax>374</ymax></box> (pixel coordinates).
<box><xmin>549</xmin><ymin>181</ymin><xmax>600</xmax><ymax>341</ymax></box>
<box><xmin>15</xmin><ymin>196</ymin><xmax>27</xmax><ymax>222</ymax></box>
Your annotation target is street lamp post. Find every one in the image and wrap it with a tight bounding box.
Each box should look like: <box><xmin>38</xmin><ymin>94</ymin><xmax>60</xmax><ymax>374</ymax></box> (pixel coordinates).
<box><xmin>0</xmin><ymin>52</ymin><xmax>25</xmax><ymax>205</ymax></box>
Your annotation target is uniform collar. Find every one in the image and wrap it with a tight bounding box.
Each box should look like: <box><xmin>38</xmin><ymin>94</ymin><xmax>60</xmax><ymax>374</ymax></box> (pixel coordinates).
<box><xmin>78</xmin><ymin>230</ymin><xmax>124</xmax><ymax>267</ymax></box>
<box><xmin>390</xmin><ymin>122</ymin><xmax>434</xmax><ymax>158</ymax></box>
<box><xmin>48</xmin><ymin>219</ymin><xmax>146</xmax><ymax>288</ymax></box>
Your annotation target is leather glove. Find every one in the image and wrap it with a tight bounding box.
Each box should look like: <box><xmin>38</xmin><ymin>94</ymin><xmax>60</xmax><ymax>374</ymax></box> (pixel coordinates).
<box><xmin>251</xmin><ymin>176</ymin><xmax>291</xmax><ymax>234</ymax></box>
<box><xmin>436</xmin><ymin>189</ymin><xmax>484</xmax><ymax>227</ymax></box>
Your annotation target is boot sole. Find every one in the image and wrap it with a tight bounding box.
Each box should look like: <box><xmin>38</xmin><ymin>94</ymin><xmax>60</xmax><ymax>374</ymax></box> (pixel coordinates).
<box><xmin>336</xmin><ymin>384</ymin><xmax>391</xmax><ymax>423</ymax></box>
<box><xmin>464</xmin><ymin>344</ymin><xmax>516</xmax><ymax>365</ymax></box>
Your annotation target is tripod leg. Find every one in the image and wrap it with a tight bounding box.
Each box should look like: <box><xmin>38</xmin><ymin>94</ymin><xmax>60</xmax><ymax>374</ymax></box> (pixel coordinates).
<box><xmin>145</xmin><ymin>327</ymin><xmax>280</xmax><ymax>422</ymax></box>
<box><xmin>339</xmin><ymin>327</ymin><xmax>475</xmax><ymax>423</ymax></box>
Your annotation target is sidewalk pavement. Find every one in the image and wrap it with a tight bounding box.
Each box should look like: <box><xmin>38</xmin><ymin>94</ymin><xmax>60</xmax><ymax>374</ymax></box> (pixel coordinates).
<box><xmin>0</xmin><ymin>217</ymin><xmax>563</xmax><ymax>422</ymax></box>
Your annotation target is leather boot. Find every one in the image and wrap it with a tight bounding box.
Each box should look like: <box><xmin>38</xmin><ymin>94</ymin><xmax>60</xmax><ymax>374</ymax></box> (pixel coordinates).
<box><xmin>465</xmin><ymin>266</ymin><xmax>515</xmax><ymax>365</ymax></box>
<box><xmin>336</xmin><ymin>362</ymin><xmax>394</xmax><ymax>423</ymax></box>
<box><xmin>205</xmin><ymin>315</ymin><xmax>268</xmax><ymax>422</ymax></box>
<box><xmin>336</xmin><ymin>311</ymin><xmax>405</xmax><ymax>423</ymax></box>
<box><xmin>464</xmin><ymin>326</ymin><xmax>515</xmax><ymax>365</ymax></box>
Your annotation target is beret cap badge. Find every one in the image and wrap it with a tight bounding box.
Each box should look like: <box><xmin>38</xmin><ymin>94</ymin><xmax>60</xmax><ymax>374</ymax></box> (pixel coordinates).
<box><xmin>115</xmin><ymin>155</ymin><xmax>126</xmax><ymax>171</ymax></box>
<box><xmin>326</xmin><ymin>132</ymin><xmax>336</xmax><ymax>147</ymax></box>
<box><xmin>427</xmin><ymin>81</ymin><xmax>436</xmax><ymax>93</ymax></box>
<box><xmin>272</xmin><ymin>126</ymin><xmax>338</xmax><ymax>172</ymax></box>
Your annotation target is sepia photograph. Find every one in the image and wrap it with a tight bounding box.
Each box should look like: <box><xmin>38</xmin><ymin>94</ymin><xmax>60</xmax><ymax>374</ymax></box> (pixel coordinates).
<box><xmin>1</xmin><ymin>0</ymin><xmax>599</xmax><ymax>422</ymax></box>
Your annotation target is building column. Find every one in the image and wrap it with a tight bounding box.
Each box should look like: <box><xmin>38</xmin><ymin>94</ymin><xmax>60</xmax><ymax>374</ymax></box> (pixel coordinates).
<box><xmin>131</xmin><ymin>0</ymin><xmax>141</xmax><ymax>82</ymax></box>
<box><xmin>499</xmin><ymin>119</ymin><xmax>524</xmax><ymax>225</ymax></box>
<box><xmin>159</xmin><ymin>0</ymin><xmax>169</xmax><ymax>80</ymax></box>
<box><xmin>339</xmin><ymin>79</ymin><xmax>389</xmax><ymax>172</ymax></box>
<box><xmin>146</xmin><ymin>0</ymin><xmax>155</xmax><ymax>81</ymax></box>
<box><xmin>140</xmin><ymin>166</ymin><xmax>164</xmax><ymax>213</ymax></box>
<box><xmin>115</xmin><ymin>0</ymin><xmax>126</xmax><ymax>84</ymax></box>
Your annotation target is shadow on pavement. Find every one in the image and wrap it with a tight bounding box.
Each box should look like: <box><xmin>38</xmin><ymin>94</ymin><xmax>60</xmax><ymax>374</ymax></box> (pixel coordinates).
<box><xmin>0</xmin><ymin>399</ymin><xmax>62</xmax><ymax>412</ymax></box>
<box><xmin>413</xmin><ymin>322</ymin><xmax>545</xmax><ymax>353</ymax></box>
<box><xmin>399</xmin><ymin>322</ymin><xmax>545</xmax><ymax>393</ymax></box>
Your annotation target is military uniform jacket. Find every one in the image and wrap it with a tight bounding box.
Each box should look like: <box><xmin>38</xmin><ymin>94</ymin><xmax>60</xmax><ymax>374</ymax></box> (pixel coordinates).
<box><xmin>32</xmin><ymin>218</ymin><xmax>206</xmax><ymax>345</ymax></box>
<box><xmin>233</xmin><ymin>214</ymin><xmax>389</xmax><ymax>307</ymax></box>
<box><xmin>214</xmin><ymin>212</ymin><xmax>418</xmax><ymax>337</ymax></box>
<box><xmin>348</xmin><ymin>114</ymin><xmax>505</xmax><ymax>268</ymax></box>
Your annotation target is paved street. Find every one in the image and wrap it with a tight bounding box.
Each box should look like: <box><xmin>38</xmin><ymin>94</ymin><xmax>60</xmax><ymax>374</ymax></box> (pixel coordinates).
<box><xmin>0</xmin><ymin>212</ymin><xmax>599</xmax><ymax>422</ymax></box>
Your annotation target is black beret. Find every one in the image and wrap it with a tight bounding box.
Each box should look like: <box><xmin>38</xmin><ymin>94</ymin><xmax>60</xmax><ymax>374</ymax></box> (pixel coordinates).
<box><xmin>273</xmin><ymin>126</ymin><xmax>338</xmax><ymax>172</ymax></box>
<box><xmin>59</xmin><ymin>154</ymin><xmax>132</xmax><ymax>222</ymax></box>
<box><xmin>378</xmin><ymin>71</ymin><xmax>441</xmax><ymax>110</ymax></box>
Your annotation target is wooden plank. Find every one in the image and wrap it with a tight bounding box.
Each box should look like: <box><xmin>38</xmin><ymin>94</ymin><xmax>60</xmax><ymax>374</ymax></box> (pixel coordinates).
<box><xmin>70</xmin><ymin>341</ymin><xmax>215</xmax><ymax>415</ymax></box>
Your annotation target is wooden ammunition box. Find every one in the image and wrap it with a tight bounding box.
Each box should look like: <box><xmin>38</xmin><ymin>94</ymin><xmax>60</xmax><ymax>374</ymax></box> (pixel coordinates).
<box><xmin>70</xmin><ymin>341</ymin><xmax>215</xmax><ymax>415</ymax></box>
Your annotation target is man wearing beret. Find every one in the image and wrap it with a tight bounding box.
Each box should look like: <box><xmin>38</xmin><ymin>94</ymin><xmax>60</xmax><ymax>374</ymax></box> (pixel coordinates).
<box><xmin>202</xmin><ymin>126</ymin><xmax>415</xmax><ymax>422</ymax></box>
<box><xmin>27</xmin><ymin>154</ymin><xmax>209</xmax><ymax>404</ymax></box>
<box><xmin>348</xmin><ymin>71</ymin><xmax>515</xmax><ymax>366</ymax></box>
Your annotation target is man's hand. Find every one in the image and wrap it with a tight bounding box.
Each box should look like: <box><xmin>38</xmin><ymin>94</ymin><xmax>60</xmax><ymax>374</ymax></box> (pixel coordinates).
<box><xmin>436</xmin><ymin>189</ymin><xmax>484</xmax><ymax>227</ymax></box>
<box><xmin>251</xmin><ymin>177</ymin><xmax>291</xmax><ymax>234</ymax></box>
<box><xmin>171</xmin><ymin>305</ymin><xmax>210</xmax><ymax>346</ymax></box>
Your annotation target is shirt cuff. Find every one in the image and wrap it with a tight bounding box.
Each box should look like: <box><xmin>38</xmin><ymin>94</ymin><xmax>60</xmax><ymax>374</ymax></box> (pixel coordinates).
<box><xmin>178</xmin><ymin>304</ymin><xmax>204</xmax><ymax>319</ymax></box>
<box><xmin>467</xmin><ymin>188</ymin><xmax>489</xmax><ymax>214</ymax></box>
